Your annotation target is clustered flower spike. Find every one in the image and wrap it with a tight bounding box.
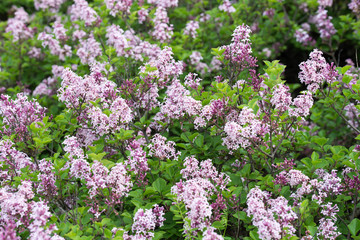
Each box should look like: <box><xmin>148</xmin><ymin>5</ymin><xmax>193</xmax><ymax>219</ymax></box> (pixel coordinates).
<box><xmin>123</xmin><ymin>205</ymin><xmax>165</xmax><ymax>240</ymax></box>
<box><xmin>219</xmin><ymin>0</ymin><xmax>236</xmax><ymax>13</ymax></box>
<box><xmin>184</xmin><ymin>20</ymin><xmax>200</xmax><ymax>39</ymax></box>
<box><xmin>172</xmin><ymin>157</ymin><xmax>230</xmax><ymax>234</ymax></box>
<box><xmin>34</xmin><ymin>0</ymin><xmax>65</xmax><ymax>12</ymax></box>
<box><xmin>0</xmin><ymin>93</ymin><xmax>46</xmax><ymax>142</ymax></box>
<box><xmin>68</xmin><ymin>0</ymin><xmax>100</xmax><ymax>26</ymax></box>
<box><xmin>148</xmin><ymin>134</ymin><xmax>180</xmax><ymax>160</ymax></box>
<box><xmin>151</xmin><ymin>79</ymin><xmax>202</xmax><ymax>129</ymax></box>
<box><xmin>310</xmin><ymin>7</ymin><xmax>336</xmax><ymax>39</ymax></box>
<box><xmin>219</xmin><ymin>24</ymin><xmax>257</xmax><ymax>73</ymax></box>
<box><xmin>0</xmin><ymin>181</ymin><xmax>64</xmax><ymax>239</ymax></box>
<box><xmin>5</xmin><ymin>7</ymin><xmax>34</xmax><ymax>42</ymax></box>
<box><xmin>299</xmin><ymin>49</ymin><xmax>338</xmax><ymax>93</ymax></box>
<box><xmin>151</xmin><ymin>7</ymin><xmax>174</xmax><ymax>43</ymax></box>
<box><xmin>105</xmin><ymin>0</ymin><xmax>133</xmax><ymax>16</ymax></box>
<box><xmin>246</xmin><ymin>187</ymin><xmax>297</xmax><ymax>240</ymax></box>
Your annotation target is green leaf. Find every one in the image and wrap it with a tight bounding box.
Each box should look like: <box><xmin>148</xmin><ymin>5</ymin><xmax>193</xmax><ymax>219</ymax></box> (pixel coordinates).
<box><xmin>89</xmin><ymin>152</ymin><xmax>107</xmax><ymax>161</ymax></box>
<box><xmin>152</xmin><ymin>178</ymin><xmax>167</xmax><ymax>193</ymax></box>
<box><xmin>311</xmin><ymin>136</ymin><xmax>328</xmax><ymax>147</ymax></box>
<box><xmin>349</xmin><ymin>218</ymin><xmax>360</xmax><ymax>236</ymax></box>
<box><xmin>194</xmin><ymin>134</ymin><xmax>204</xmax><ymax>148</ymax></box>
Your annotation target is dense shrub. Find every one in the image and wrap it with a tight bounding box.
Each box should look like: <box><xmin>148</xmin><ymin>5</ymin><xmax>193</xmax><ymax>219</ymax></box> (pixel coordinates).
<box><xmin>1</xmin><ymin>0</ymin><xmax>360</xmax><ymax>239</ymax></box>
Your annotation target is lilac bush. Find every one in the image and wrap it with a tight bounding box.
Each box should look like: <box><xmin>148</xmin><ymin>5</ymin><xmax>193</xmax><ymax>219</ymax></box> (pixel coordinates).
<box><xmin>0</xmin><ymin>0</ymin><xmax>360</xmax><ymax>239</ymax></box>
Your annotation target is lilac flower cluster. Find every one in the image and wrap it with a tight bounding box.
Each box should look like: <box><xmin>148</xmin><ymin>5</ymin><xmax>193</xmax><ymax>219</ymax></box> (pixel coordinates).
<box><xmin>139</xmin><ymin>46</ymin><xmax>183</xmax><ymax>87</ymax></box>
<box><xmin>77</xmin><ymin>34</ymin><xmax>102</xmax><ymax>65</ymax></box>
<box><xmin>125</xmin><ymin>140</ymin><xmax>149</xmax><ymax>186</ymax></box>
<box><xmin>294</xmin><ymin>23</ymin><xmax>315</xmax><ymax>47</ymax></box>
<box><xmin>37</xmin><ymin>159</ymin><xmax>58</xmax><ymax>197</ymax></box>
<box><xmin>220</xmin><ymin>24</ymin><xmax>257</xmax><ymax>72</ymax></box>
<box><xmin>0</xmin><ymin>181</ymin><xmax>63</xmax><ymax>239</ymax></box>
<box><xmin>152</xmin><ymin>79</ymin><xmax>201</xmax><ymax>129</ymax></box>
<box><xmin>0</xmin><ymin>93</ymin><xmax>46</xmax><ymax>142</ymax></box>
<box><xmin>123</xmin><ymin>205</ymin><xmax>165</xmax><ymax>240</ymax></box>
<box><xmin>172</xmin><ymin>157</ymin><xmax>229</xmax><ymax>234</ymax></box>
<box><xmin>148</xmin><ymin>134</ymin><xmax>180</xmax><ymax>160</ymax></box>
<box><xmin>68</xmin><ymin>0</ymin><xmax>100</xmax><ymax>27</ymax></box>
<box><xmin>62</xmin><ymin>136</ymin><xmax>133</xmax><ymax>206</ymax></box>
<box><xmin>189</xmin><ymin>51</ymin><xmax>209</xmax><ymax>75</ymax></box>
<box><xmin>299</xmin><ymin>49</ymin><xmax>338</xmax><ymax>93</ymax></box>
<box><xmin>106</xmin><ymin>25</ymin><xmax>160</xmax><ymax>61</ymax></box>
<box><xmin>0</xmin><ymin>140</ymin><xmax>34</xmax><ymax>182</ymax></box>
<box><xmin>147</xmin><ymin>0</ymin><xmax>178</xmax><ymax>8</ymax></box>
<box><xmin>349</xmin><ymin>0</ymin><xmax>360</xmax><ymax>14</ymax></box>
<box><xmin>222</xmin><ymin>107</ymin><xmax>269</xmax><ymax>150</ymax></box>
<box><xmin>246</xmin><ymin>187</ymin><xmax>297</xmax><ymax>240</ymax></box>
<box><xmin>219</xmin><ymin>0</ymin><xmax>236</xmax><ymax>13</ymax></box>
<box><xmin>34</xmin><ymin>0</ymin><xmax>65</xmax><ymax>12</ymax></box>
<box><xmin>151</xmin><ymin>7</ymin><xmax>173</xmax><ymax>43</ymax></box>
<box><xmin>105</xmin><ymin>0</ymin><xmax>133</xmax><ymax>16</ymax></box>
<box><xmin>5</xmin><ymin>7</ymin><xmax>34</xmax><ymax>43</ymax></box>
<box><xmin>184</xmin><ymin>21</ymin><xmax>200</xmax><ymax>39</ymax></box>
<box><xmin>38</xmin><ymin>23</ymin><xmax>72</xmax><ymax>61</ymax></box>
<box><xmin>310</xmin><ymin>8</ymin><xmax>336</xmax><ymax>40</ymax></box>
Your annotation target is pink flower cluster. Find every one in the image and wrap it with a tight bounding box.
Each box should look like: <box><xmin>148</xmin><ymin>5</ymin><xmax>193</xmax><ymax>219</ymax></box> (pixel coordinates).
<box><xmin>139</xmin><ymin>46</ymin><xmax>183</xmax><ymax>87</ymax></box>
<box><xmin>0</xmin><ymin>140</ymin><xmax>34</xmax><ymax>182</ymax></box>
<box><xmin>299</xmin><ymin>49</ymin><xmax>338</xmax><ymax>92</ymax></box>
<box><xmin>0</xmin><ymin>93</ymin><xmax>46</xmax><ymax>142</ymax></box>
<box><xmin>62</xmin><ymin>136</ymin><xmax>133</xmax><ymax>201</ymax></box>
<box><xmin>151</xmin><ymin>7</ymin><xmax>173</xmax><ymax>43</ymax></box>
<box><xmin>184</xmin><ymin>72</ymin><xmax>202</xmax><ymax>89</ymax></box>
<box><xmin>310</xmin><ymin>7</ymin><xmax>336</xmax><ymax>39</ymax></box>
<box><xmin>184</xmin><ymin>20</ymin><xmax>200</xmax><ymax>39</ymax></box>
<box><xmin>123</xmin><ymin>205</ymin><xmax>165</xmax><ymax>240</ymax></box>
<box><xmin>34</xmin><ymin>0</ymin><xmax>65</xmax><ymax>12</ymax></box>
<box><xmin>88</xmin><ymin>97</ymin><xmax>133</xmax><ymax>136</ymax></box>
<box><xmin>38</xmin><ymin>26</ymin><xmax>72</xmax><ymax>61</ymax></box>
<box><xmin>147</xmin><ymin>0</ymin><xmax>178</xmax><ymax>8</ymax></box>
<box><xmin>246</xmin><ymin>187</ymin><xmax>297</xmax><ymax>240</ymax></box>
<box><xmin>33</xmin><ymin>77</ymin><xmax>57</xmax><ymax>96</ymax></box>
<box><xmin>148</xmin><ymin>134</ymin><xmax>180</xmax><ymax>160</ymax></box>
<box><xmin>105</xmin><ymin>0</ymin><xmax>133</xmax><ymax>16</ymax></box>
<box><xmin>194</xmin><ymin>99</ymin><xmax>226</xmax><ymax>129</ymax></box>
<box><xmin>349</xmin><ymin>0</ymin><xmax>360</xmax><ymax>14</ymax></box>
<box><xmin>37</xmin><ymin>159</ymin><xmax>58</xmax><ymax>197</ymax></box>
<box><xmin>138</xmin><ymin>8</ymin><xmax>149</xmax><ymax>23</ymax></box>
<box><xmin>125</xmin><ymin>140</ymin><xmax>149</xmax><ymax>186</ymax></box>
<box><xmin>0</xmin><ymin>181</ymin><xmax>63</xmax><ymax>239</ymax></box>
<box><xmin>223</xmin><ymin>107</ymin><xmax>269</xmax><ymax>150</ymax></box>
<box><xmin>294</xmin><ymin>23</ymin><xmax>315</xmax><ymax>46</ymax></box>
<box><xmin>5</xmin><ymin>7</ymin><xmax>34</xmax><ymax>42</ymax></box>
<box><xmin>68</xmin><ymin>0</ymin><xmax>100</xmax><ymax>26</ymax></box>
<box><xmin>318</xmin><ymin>0</ymin><xmax>333</xmax><ymax>7</ymax></box>
<box><xmin>172</xmin><ymin>157</ymin><xmax>229</xmax><ymax>233</ymax></box>
<box><xmin>220</xmin><ymin>24</ymin><xmax>257</xmax><ymax>72</ymax></box>
<box><xmin>106</xmin><ymin>25</ymin><xmax>161</xmax><ymax>61</ymax></box>
<box><xmin>77</xmin><ymin>34</ymin><xmax>102</xmax><ymax>65</ymax></box>
<box><xmin>189</xmin><ymin>51</ymin><xmax>209</xmax><ymax>74</ymax></box>
<box><xmin>151</xmin><ymin>80</ymin><xmax>201</xmax><ymax>129</ymax></box>
<box><xmin>219</xmin><ymin>0</ymin><xmax>236</xmax><ymax>13</ymax></box>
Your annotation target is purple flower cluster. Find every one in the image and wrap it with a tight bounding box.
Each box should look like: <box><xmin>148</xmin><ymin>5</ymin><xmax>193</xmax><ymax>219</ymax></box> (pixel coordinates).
<box><xmin>34</xmin><ymin>0</ymin><xmax>65</xmax><ymax>12</ymax></box>
<box><xmin>0</xmin><ymin>93</ymin><xmax>46</xmax><ymax>142</ymax></box>
<box><xmin>6</xmin><ymin>7</ymin><xmax>34</xmax><ymax>42</ymax></box>
<box><xmin>172</xmin><ymin>157</ymin><xmax>229</xmax><ymax>234</ymax></box>
<box><xmin>148</xmin><ymin>134</ymin><xmax>180</xmax><ymax>160</ymax></box>
<box><xmin>299</xmin><ymin>49</ymin><xmax>338</xmax><ymax>93</ymax></box>
<box><xmin>184</xmin><ymin>20</ymin><xmax>200</xmax><ymax>39</ymax></box>
<box><xmin>124</xmin><ymin>205</ymin><xmax>165</xmax><ymax>239</ymax></box>
<box><xmin>246</xmin><ymin>187</ymin><xmax>297</xmax><ymax>240</ymax></box>
<box><xmin>220</xmin><ymin>24</ymin><xmax>257</xmax><ymax>72</ymax></box>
